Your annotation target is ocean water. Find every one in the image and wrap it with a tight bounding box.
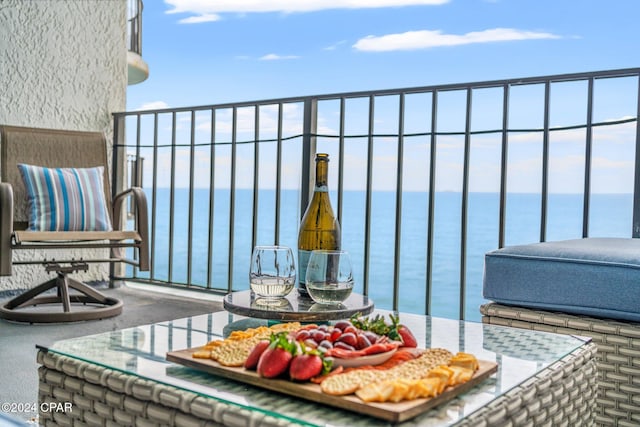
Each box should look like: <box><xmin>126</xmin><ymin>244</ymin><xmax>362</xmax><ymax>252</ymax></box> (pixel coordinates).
<box><xmin>134</xmin><ymin>189</ymin><xmax>633</xmax><ymax>321</ymax></box>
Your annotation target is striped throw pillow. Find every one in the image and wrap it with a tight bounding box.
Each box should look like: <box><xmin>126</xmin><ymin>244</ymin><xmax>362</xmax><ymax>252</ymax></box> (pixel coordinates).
<box><xmin>17</xmin><ymin>164</ymin><xmax>112</xmax><ymax>231</ymax></box>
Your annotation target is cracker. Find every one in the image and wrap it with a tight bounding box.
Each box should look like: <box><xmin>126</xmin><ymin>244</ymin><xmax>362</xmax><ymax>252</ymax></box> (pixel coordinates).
<box><xmin>321</xmin><ymin>348</ymin><xmax>453</xmax><ymax>396</ymax></box>
<box><xmin>321</xmin><ymin>370</ymin><xmax>380</xmax><ymax>395</ymax></box>
<box><xmin>192</xmin><ymin>350</ymin><xmax>212</xmax><ymax>359</ymax></box>
<box><xmin>194</xmin><ymin>321</ymin><xmax>302</xmax><ymax>367</ymax></box>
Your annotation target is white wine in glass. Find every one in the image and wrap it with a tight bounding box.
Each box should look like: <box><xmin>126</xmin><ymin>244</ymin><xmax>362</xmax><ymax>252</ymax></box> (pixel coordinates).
<box><xmin>305</xmin><ymin>250</ymin><xmax>354</xmax><ymax>305</ymax></box>
<box><xmin>249</xmin><ymin>246</ymin><xmax>296</xmax><ymax>303</ymax></box>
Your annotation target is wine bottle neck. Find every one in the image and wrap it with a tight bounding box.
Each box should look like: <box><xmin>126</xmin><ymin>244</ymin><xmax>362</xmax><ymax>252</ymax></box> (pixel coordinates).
<box><xmin>315</xmin><ymin>157</ymin><xmax>329</xmax><ymax>191</ymax></box>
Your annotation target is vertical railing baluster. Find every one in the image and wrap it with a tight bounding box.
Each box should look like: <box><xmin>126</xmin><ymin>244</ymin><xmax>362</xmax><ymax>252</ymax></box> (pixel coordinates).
<box><xmin>426</xmin><ymin>91</ymin><xmax>438</xmax><ymax>315</ymax></box>
<box><xmin>252</xmin><ymin>106</ymin><xmax>260</xmax><ymax>249</ymax></box>
<box><xmin>337</xmin><ymin>98</ymin><xmax>346</xmax><ymax>225</ymax></box>
<box><xmin>633</xmin><ymin>72</ymin><xmax>640</xmax><ymax>237</ymax></box>
<box><xmin>167</xmin><ymin>322</ymin><xmax>173</xmax><ymax>352</ymax></box>
<box><xmin>134</xmin><ymin>115</ymin><xmax>142</xmax><ymax>185</ymax></box>
<box><xmin>187</xmin><ymin>317</ymin><xmax>193</xmax><ymax>349</ymax></box>
<box><xmin>187</xmin><ymin>111</ymin><xmax>196</xmax><ymax>287</ymax></box>
<box><xmin>459</xmin><ymin>87</ymin><xmax>472</xmax><ymax>320</ymax></box>
<box><xmin>363</xmin><ymin>95</ymin><xmax>375</xmax><ymax>296</ymax></box>
<box><xmin>540</xmin><ymin>81</ymin><xmax>551</xmax><ymax>242</ymax></box>
<box><xmin>149</xmin><ymin>325</ymin><xmax>155</xmax><ymax>355</ymax></box>
<box><xmin>300</xmin><ymin>99</ymin><xmax>317</xmax><ymax>217</ymax></box>
<box><xmin>498</xmin><ymin>84</ymin><xmax>510</xmax><ymax>249</ymax></box>
<box><xmin>149</xmin><ymin>112</ymin><xmax>158</xmax><ymax>281</ymax></box>
<box><xmin>132</xmin><ymin>114</ymin><xmax>142</xmax><ymax>278</ymax></box>
<box><xmin>207</xmin><ymin>109</ymin><xmax>216</xmax><ymax>289</ymax></box>
<box><xmin>150</xmin><ymin>113</ymin><xmax>159</xmax><ymax>281</ymax></box>
<box><xmin>392</xmin><ymin>93</ymin><xmax>405</xmax><ymax>311</ymax></box>
<box><xmin>275</xmin><ymin>103</ymin><xmax>283</xmax><ymax>244</ymax></box>
<box><xmin>583</xmin><ymin>77</ymin><xmax>594</xmax><ymax>238</ymax></box>
<box><xmin>227</xmin><ymin>107</ymin><xmax>238</xmax><ymax>292</ymax></box>
<box><xmin>168</xmin><ymin>112</ymin><xmax>177</xmax><ymax>283</ymax></box>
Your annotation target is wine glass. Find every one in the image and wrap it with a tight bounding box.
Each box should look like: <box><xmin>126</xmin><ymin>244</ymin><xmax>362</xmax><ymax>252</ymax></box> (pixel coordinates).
<box><xmin>249</xmin><ymin>246</ymin><xmax>296</xmax><ymax>304</ymax></box>
<box><xmin>305</xmin><ymin>250</ymin><xmax>354</xmax><ymax>305</ymax></box>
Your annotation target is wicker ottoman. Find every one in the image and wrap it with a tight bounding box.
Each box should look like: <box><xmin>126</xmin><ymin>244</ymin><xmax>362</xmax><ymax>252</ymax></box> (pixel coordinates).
<box><xmin>480</xmin><ymin>302</ymin><xmax>640</xmax><ymax>427</ymax></box>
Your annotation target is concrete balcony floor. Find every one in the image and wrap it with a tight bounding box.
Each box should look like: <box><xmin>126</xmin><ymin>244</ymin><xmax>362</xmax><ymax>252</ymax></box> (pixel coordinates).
<box><xmin>0</xmin><ymin>283</ymin><xmax>224</xmax><ymax>424</ymax></box>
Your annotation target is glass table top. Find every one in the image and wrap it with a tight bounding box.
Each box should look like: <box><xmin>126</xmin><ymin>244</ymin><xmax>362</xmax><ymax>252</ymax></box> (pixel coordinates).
<box><xmin>41</xmin><ymin>310</ymin><xmax>591</xmax><ymax>427</ymax></box>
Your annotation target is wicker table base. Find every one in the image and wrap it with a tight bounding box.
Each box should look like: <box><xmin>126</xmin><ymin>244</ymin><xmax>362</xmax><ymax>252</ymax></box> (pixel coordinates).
<box><xmin>37</xmin><ymin>350</ymin><xmax>292</xmax><ymax>427</ymax></box>
<box><xmin>37</xmin><ymin>343</ymin><xmax>597</xmax><ymax>427</ymax></box>
<box><xmin>481</xmin><ymin>302</ymin><xmax>640</xmax><ymax>427</ymax></box>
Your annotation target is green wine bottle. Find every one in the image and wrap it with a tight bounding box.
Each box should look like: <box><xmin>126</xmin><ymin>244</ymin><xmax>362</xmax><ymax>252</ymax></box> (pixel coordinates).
<box><xmin>297</xmin><ymin>153</ymin><xmax>341</xmax><ymax>296</ymax></box>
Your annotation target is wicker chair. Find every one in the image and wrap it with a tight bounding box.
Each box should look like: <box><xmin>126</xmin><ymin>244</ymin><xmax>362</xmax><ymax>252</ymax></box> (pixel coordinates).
<box><xmin>0</xmin><ymin>125</ymin><xmax>149</xmax><ymax>323</ymax></box>
<box><xmin>481</xmin><ymin>303</ymin><xmax>640</xmax><ymax>426</ymax></box>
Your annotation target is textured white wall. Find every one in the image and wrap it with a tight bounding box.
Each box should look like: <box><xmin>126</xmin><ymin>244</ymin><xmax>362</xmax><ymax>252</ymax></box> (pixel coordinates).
<box><xmin>0</xmin><ymin>0</ymin><xmax>127</xmax><ymax>291</ymax></box>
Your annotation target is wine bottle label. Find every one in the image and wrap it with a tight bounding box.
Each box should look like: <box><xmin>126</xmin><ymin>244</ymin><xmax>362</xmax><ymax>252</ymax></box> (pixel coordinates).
<box><xmin>297</xmin><ymin>249</ymin><xmax>312</xmax><ymax>294</ymax></box>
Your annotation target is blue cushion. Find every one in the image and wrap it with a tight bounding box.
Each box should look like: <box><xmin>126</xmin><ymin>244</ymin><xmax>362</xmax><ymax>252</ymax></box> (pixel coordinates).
<box><xmin>18</xmin><ymin>164</ymin><xmax>112</xmax><ymax>231</ymax></box>
<box><xmin>483</xmin><ymin>238</ymin><xmax>640</xmax><ymax>322</ymax></box>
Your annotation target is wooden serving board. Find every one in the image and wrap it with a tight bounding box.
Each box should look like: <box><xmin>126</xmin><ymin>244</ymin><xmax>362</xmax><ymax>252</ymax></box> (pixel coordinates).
<box><xmin>167</xmin><ymin>348</ymin><xmax>497</xmax><ymax>423</ymax></box>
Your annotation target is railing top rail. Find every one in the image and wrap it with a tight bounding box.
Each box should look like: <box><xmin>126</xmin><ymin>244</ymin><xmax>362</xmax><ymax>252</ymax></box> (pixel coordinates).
<box><xmin>116</xmin><ymin>67</ymin><xmax>640</xmax><ymax>117</ymax></box>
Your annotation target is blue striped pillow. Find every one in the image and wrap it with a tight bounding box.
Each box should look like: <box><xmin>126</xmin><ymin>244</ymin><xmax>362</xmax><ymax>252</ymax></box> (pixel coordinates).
<box><xmin>17</xmin><ymin>164</ymin><xmax>112</xmax><ymax>231</ymax></box>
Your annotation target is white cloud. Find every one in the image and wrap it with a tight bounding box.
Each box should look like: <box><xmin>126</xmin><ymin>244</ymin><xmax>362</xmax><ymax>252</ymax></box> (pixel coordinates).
<box><xmin>324</xmin><ymin>40</ymin><xmax>347</xmax><ymax>51</ymax></box>
<box><xmin>260</xmin><ymin>54</ymin><xmax>300</xmax><ymax>61</ymax></box>
<box><xmin>178</xmin><ymin>13</ymin><xmax>221</xmax><ymax>24</ymax></box>
<box><xmin>164</xmin><ymin>0</ymin><xmax>448</xmax><ymax>22</ymax></box>
<box><xmin>353</xmin><ymin>28</ymin><xmax>561</xmax><ymax>51</ymax></box>
<box><xmin>135</xmin><ymin>101</ymin><xmax>170</xmax><ymax>111</ymax></box>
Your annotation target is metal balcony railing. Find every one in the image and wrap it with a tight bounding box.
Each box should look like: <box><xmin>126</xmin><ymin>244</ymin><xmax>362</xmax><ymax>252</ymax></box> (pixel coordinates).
<box><xmin>113</xmin><ymin>67</ymin><xmax>640</xmax><ymax>321</ymax></box>
<box><xmin>127</xmin><ymin>0</ymin><xmax>143</xmax><ymax>55</ymax></box>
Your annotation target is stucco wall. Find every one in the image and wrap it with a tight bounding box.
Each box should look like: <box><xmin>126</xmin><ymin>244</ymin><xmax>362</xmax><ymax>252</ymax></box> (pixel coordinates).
<box><xmin>0</xmin><ymin>0</ymin><xmax>127</xmax><ymax>290</ymax></box>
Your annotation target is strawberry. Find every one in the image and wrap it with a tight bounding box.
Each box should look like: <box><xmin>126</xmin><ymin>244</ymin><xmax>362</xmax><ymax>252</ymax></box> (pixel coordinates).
<box><xmin>289</xmin><ymin>347</ymin><xmax>332</xmax><ymax>382</ymax></box>
<box><xmin>244</xmin><ymin>340</ymin><xmax>270</xmax><ymax>370</ymax></box>
<box><xmin>257</xmin><ymin>332</ymin><xmax>297</xmax><ymax>378</ymax></box>
<box><xmin>397</xmin><ymin>325</ymin><xmax>418</xmax><ymax>348</ymax></box>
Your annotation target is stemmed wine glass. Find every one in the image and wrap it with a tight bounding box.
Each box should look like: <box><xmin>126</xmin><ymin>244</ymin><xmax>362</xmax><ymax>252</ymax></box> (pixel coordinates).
<box><xmin>249</xmin><ymin>245</ymin><xmax>296</xmax><ymax>305</ymax></box>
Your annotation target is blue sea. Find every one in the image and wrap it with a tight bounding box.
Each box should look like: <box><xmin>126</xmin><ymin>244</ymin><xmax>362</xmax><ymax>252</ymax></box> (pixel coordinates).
<box><xmin>135</xmin><ymin>189</ymin><xmax>633</xmax><ymax>321</ymax></box>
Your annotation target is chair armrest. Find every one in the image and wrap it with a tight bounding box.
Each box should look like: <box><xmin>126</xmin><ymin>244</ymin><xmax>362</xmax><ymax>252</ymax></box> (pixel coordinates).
<box><xmin>112</xmin><ymin>187</ymin><xmax>149</xmax><ymax>271</ymax></box>
<box><xmin>0</xmin><ymin>183</ymin><xmax>14</xmax><ymax>276</ymax></box>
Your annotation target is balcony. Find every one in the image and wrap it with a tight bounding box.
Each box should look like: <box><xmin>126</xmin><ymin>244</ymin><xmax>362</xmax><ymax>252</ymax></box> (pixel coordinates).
<box><xmin>127</xmin><ymin>0</ymin><xmax>148</xmax><ymax>85</ymax></box>
<box><xmin>113</xmin><ymin>66</ymin><xmax>640</xmax><ymax>322</ymax></box>
<box><xmin>1</xmin><ymin>66</ymin><xmax>639</xmax><ymax>426</ymax></box>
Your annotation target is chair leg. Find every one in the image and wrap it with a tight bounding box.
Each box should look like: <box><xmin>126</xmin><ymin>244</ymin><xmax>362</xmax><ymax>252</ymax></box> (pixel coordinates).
<box><xmin>58</xmin><ymin>274</ymin><xmax>71</xmax><ymax>313</ymax></box>
<box><xmin>66</xmin><ymin>277</ymin><xmax>111</xmax><ymax>304</ymax></box>
<box><xmin>4</xmin><ymin>277</ymin><xmax>59</xmax><ymax>310</ymax></box>
<box><xmin>0</xmin><ymin>270</ymin><xmax>123</xmax><ymax>323</ymax></box>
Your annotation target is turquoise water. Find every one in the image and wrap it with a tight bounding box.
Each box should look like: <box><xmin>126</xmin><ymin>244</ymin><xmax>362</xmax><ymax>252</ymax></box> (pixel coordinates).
<box><xmin>135</xmin><ymin>189</ymin><xmax>633</xmax><ymax>321</ymax></box>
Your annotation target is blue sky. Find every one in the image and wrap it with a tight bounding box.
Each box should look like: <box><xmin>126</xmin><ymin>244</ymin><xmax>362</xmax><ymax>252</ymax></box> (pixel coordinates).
<box><xmin>126</xmin><ymin>0</ymin><xmax>639</xmax><ymax>194</ymax></box>
<box><xmin>128</xmin><ymin>0</ymin><xmax>639</xmax><ymax>110</ymax></box>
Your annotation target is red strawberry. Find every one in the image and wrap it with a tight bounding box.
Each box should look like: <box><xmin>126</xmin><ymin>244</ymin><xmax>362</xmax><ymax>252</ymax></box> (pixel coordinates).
<box><xmin>289</xmin><ymin>354</ymin><xmax>323</xmax><ymax>381</ymax></box>
<box><xmin>244</xmin><ymin>340</ymin><xmax>270</xmax><ymax>370</ymax></box>
<box><xmin>257</xmin><ymin>333</ymin><xmax>297</xmax><ymax>378</ymax></box>
<box><xmin>398</xmin><ymin>325</ymin><xmax>418</xmax><ymax>348</ymax></box>
<box><xmin>289</xmin><ymin>347</ymin><xmax>332</xmax><ymax>382</ymax></box>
